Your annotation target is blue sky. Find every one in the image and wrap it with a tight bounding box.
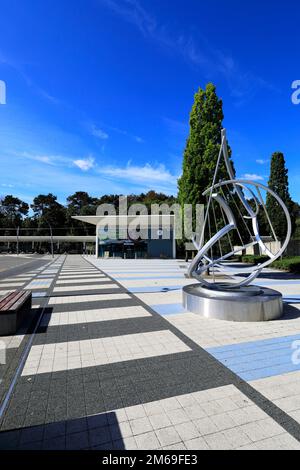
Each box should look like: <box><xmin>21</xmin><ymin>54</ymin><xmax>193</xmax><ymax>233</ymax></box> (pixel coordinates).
<box><xmin>0</xmin><ymin>0</ymin><xmax>300</xmax><ymax>205</ymax></box>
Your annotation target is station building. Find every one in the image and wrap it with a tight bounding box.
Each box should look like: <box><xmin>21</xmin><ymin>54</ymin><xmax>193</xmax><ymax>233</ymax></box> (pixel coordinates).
<box><xmin>72</xmin><ymin>215</ymin><xmax>176</xmax><ymax>259</ymax></box>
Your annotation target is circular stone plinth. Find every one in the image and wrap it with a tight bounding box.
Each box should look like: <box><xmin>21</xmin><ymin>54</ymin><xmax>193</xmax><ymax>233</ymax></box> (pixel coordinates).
<box><xmin>182</xmin><ymin>284</ymin><xmax>283</xmax><ymax>322</ymax></box>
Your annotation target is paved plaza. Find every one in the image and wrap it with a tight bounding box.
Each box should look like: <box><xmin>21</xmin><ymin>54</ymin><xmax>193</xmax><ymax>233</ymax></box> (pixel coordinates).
<box><xmin>0</xmin><ymin>255</ymin><xmax>300</xmax><ymax>449</ymax></box>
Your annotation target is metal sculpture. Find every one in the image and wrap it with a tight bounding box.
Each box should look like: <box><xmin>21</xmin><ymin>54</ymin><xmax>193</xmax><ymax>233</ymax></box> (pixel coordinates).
<box><xmin>183</xmin><ymin>129</ymin><xmax>291</xmax><ymax>321</ymax></box>
<box><xmin>187</xmin><ymin>129</ymin><xmax>291</xmax><ymax>289</ymax></box>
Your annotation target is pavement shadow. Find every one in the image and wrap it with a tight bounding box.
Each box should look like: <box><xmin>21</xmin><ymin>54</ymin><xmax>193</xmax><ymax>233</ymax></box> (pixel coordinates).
<box><xmin>0</xmin><ymin>411</ymin><xmax>125</xmax><ymax>450</ymax></box>
<box><xmin>281</xmin><ymin>302</ymin><xmax>300</xmax><ymax>320</ymax></box>
<box><xmin>37</xmin><ymin>306</ymin><xmax>53</xmax><ymax>332</ymax></box>
<box><xmin>236</xmin><ymin>272</ymin><xmax>300</xmax><ymax>281</ymax></box>
<box><xmin>257</xmin><ymin>272</ymin><xmax>300</xmax><ymax>280</ymax></box>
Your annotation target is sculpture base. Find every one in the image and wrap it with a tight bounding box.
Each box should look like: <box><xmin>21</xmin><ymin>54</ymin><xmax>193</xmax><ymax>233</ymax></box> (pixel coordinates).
<box><xmin>182</xmin><ymin>283</ymin><xmax>283</xmax><ymax>322</ymax></box>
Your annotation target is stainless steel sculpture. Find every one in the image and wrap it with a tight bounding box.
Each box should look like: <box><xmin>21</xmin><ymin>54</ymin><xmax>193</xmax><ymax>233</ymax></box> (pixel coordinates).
<box><xmin>183</xmin><ymin>129</ymin><xmax>291</xmax><ymax>321</ymax></box>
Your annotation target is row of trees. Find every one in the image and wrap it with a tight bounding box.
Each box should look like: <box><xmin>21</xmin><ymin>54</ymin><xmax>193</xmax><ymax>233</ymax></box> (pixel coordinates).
<box><xmin>0</xmin><ymin>191</ymin><xmax>176</xmax><ymax>236</ymax></box>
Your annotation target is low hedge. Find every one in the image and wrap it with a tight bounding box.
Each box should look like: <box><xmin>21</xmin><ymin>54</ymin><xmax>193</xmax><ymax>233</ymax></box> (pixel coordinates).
<box><xmin>241</xmin><ymin>255</ymin><xmax>269</xmax><ymax>265</ymax></box>
<box><xmin>242</xmin><ymin>255</ymin><xmax>300</xmax><ymax>273</ymax></box>
<box><xmin>271</xmin><ymin>257</ymin><xmax>300</xmax><ymax>273</ymax></box>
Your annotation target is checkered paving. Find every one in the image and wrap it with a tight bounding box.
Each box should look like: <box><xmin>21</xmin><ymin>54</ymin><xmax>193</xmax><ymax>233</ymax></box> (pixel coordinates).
<box><xmin>1</xmin><ymin>255</ymin><xmax>300</xmax><ymax>450</ymax></box>
<box><xmin>1</xmin><ymin>384</ymin><xmax>299</xmax><ymax>450</ymax></box>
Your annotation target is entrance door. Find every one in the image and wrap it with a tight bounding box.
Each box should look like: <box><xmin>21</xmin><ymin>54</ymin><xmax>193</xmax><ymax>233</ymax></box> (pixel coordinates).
<box><xmin>123</xmin><ymin>242</ymin><xmax>135</xmax><ymax>259</ymax></box>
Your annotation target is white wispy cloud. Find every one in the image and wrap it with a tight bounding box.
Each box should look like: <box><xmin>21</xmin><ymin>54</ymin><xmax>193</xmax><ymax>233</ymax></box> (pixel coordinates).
<box><xmin>37</xmin><ymin>89</ymin><xmax>63</xmax><ymax>105</ymax></box>
<box><xmin>20</xmin><ymin>152</ymin><xmax>71</xmax><ymax>166</ymax></box>
<box><xmin>95</xmin><ymin>161</ymin><xmax>177</xmax><ymax>194</ymax></box>
<box><xmin>100</xmin><ymin>0</ymin><xmax>277</xmax><ymax>104</ymax></box>
<box><xmin>99</xmin><ymin>162</ymin><xmax>174</xmax><ymax>183</ymax></box>
<box><xmin>18</xmin><ymin>152</ymin><xmax>97</xmax><ymax>172</ymax></box>
<box><xmin>88</xmin><ymin>122</ymin><xmax>143</xmax><ymax>143</ymax></box>
<box><xmin>17</xmin><ymin>150</ymin><xmax>175</xmax><ymax>189</ymax></box>
<box><xmin>73</xmin><ymin>156</ymin><xmax>95</xmax><ymax>171</ymax></box>
<box><xmin>101</xmin><ymin>0</ymin><xmax>156</xmax><ymax>36</ymax></box>
<box><xmin>256</xmin><ymin>159</ymin><xmax>269</xmax><ymax>165</ymax></box>
<box><xmin>106</xmin><ymin>124</ymin><xmax>144</xmax><ymax>143</ymax></box>
<box><xmin>242</xmin><ymin>173</ymin><xmax>264</xmax><ymax>181</ymax></box>
<box><xmin>0</xmin><ymin>153</ymin><xmax>125</xmax><ymax>202</ymax></box>
<box><xmin>1</xmin><ymin>150</ymin><xmax>177</xmax><ymax>200</ymax></box>
<box><xmin>33</xmin><ymin>155</ymin><xmax>54</xmax><ymax>164</ymax></box>
<box><xmin>90</xmin><ymin>124</ymin><xmax>109</xmax><ymax>140</ymax></box>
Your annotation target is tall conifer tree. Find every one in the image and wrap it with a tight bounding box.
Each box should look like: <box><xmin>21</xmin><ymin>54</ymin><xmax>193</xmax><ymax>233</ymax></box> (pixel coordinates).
<box><xmin>266</xmin><ymin>152</ymin><xmax>295</xmax><ymax>240</ymax></box>
<box><xmin>178</xmin><ymin>83</ymin><xmax>234</xmax><ymax>209</ymax></box>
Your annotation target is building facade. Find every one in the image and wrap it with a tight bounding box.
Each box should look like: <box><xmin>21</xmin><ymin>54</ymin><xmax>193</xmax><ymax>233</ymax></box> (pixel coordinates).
<box><xmin>72</xmin><ymin>215</ymin><xmax>176</xmax><ymax>259</ymax></box>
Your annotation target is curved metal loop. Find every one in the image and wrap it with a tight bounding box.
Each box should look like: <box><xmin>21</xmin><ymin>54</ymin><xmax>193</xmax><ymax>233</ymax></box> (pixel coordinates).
<box><xmin>187</xmin><ymin>192</ymin><xmax>236</xmax><ymax>279</ymax></box>
<box><xmin>188</xmin><ymin>130</ymin><xmax>291</xmax><ymax>288</ymax></box>
<box><xmin>203</xmin><ymin>179</ymin><xmax>291</xmax><ymax>261</ymax></box>
<box><xmin>221</xmin><ymin>129</ymin><xmax>258</xmax><ymax>219</ymax></box>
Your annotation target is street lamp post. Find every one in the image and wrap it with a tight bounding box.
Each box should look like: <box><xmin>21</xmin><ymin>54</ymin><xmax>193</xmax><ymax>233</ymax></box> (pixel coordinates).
<box><xmin>16</xmin><ymin>226</ymin><xmax>19</xmax><ymax>255</ymax></box>
<box><xmin>50</xmin><ymin>225</ymin><xmax>54</xmax><ymax>258</ymax></box>
<box><xmin>44</xmin><ymin>219</ymin><xmax>54</xmax><ymax>259</ymax></box>
<box><xmin>50</xmin><ymin>224</ymin><xmax>54</xmax><ymax>259</ymax></box>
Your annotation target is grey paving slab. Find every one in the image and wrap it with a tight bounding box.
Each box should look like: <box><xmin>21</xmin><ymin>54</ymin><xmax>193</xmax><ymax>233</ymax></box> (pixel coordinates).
<box><xmin>1</xmin><ymin>255</ymin><xmax>300</xmax><ymax>450</ymax></box>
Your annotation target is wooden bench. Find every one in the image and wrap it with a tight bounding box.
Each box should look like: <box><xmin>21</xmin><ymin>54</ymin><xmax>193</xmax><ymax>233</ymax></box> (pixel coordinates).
<box><xmin>0</xmin><ymin>290</ymin><xmax>32</xmax><ymax>336</ymax></box>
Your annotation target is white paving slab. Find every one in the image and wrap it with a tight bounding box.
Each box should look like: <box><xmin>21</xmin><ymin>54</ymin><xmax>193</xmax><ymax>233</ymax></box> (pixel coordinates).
<box><xmin>0</xmin><ymin>290</ymin><xmax>11</xmax><ymax>296</ymax></box>
<box><xmin>15</xmin><ymin>275</ymin><xmax>34</xmax><ymax>278</ymax></box>
<box><xmin>0</xmin><ymin>282</ymin><xmax>25</xmax><ymax>287</ymax></box>
<box><xmin>56</xmin><ymin>277</ymin><xmax>106</xmax><ymax>284</ymax></box>
<box><xmin>74</xmin><ymin>384</ymin><xmax>300</xmax><ymax>449</ymax></box>
<box><xmin>22</xmin><ymin>330</ymin><xmax>191</xmax><ymax>375</ymax></box>
<box><xmin>48</xmin><ymin>293</ymin><xmax>131</xmax><ymax>305</ymax></box>
<box><xmin>52</xmin><ymin>283</ymin><xmax>119</xmax><ymax>292</ymax></box>
<box><xmin>25</xmin><ymin>280</ymin><xmax>53</xmax><ymax>289</ymax></box>
<box><xmin>119</xmin><ymin>278</ymin><xmax>194</xmax><ymax>288</ymax></box>
<box><xmin>165</xmin><ymin>312</ymin><xmax>300</xmax><ymax>348</ymax></box>
<box><xmin>58</xmin><ymin>274</ymin><xmax>105</xmax><ymax>279</ymax></box>
<box><xmin>136</xmin><ymin>292</ymin><xmax>183</xmax><ymax>305</ymax></box>
<box><xmin>251</xmin><ymin>372</ymin><xmax>300</xmax><ymax>426</ymax></box>
<box><xmin>0</xmin><ymin>334</ymin><xmax>25</xmax><ymax>349</ymax></box>
<box><xmin>41</xmin><ymin>305</ymin><xmax>152</xmax><ymax>327</ymax></box>
<box><xmin>60</xmin><ymin>271</ymin><xmax>99</xmax><ymax>275</ymax></box>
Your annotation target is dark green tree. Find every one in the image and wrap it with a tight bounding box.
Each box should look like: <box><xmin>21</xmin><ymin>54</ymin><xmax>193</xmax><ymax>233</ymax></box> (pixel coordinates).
<box><xmin>266</xmin><ymin>152</ymin><xmax>296</xmax><ymax>240</ymax></box>
<box><xmin>178</xmin><ymin>83</ymin><xmax>234</xmax><ymax>210</ymax></box>
<box><xmin>31</xmin><ymin>193</ymin><xmax>66</xmax><ymax>230</ymax></box>
<box><xmin>95</xmin><ymin>192</ymin><xmax>176</xmax><ymax>212</ymax></box>
<box><xmin>0</xmin><ymin>195</ymin><xmax>29</xmax><ymax>227</ymax></box>
<box><xmin>177</xmin><ymin>83</ymin><xmax>238</xmax><ymax>254</ymax></box>
<box><xmin>292</xmin><ymin>203</ymin><xmax>300</xmax><ymax>239</ymax></box>
<box><xmin>66</xmin><ymin>191</ymin><xmax>97</xmax><ymax>235</ymax></box>
<box><xmin>66</xmin><ymin>191</ymin><xmax>95</xmax><ymax>213</ymax></box>
<box><xmin>136</xmin><ymin>191</ymin><xmax>176</xmax><ymax>211</ymax></box>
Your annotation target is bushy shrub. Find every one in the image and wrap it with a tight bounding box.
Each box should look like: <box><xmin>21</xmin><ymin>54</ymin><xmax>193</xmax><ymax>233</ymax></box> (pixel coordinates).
<box><xmin>271</xmin><ymin>257</ymin><xmax>300</xmax><ymax>273</ymax></box>
<box><xmin>241</xmin><ymin>255</ymin><xmax>300</xmax><ymax>273</ymax></box>
<box><xmin>241</xmin><ymin>255</ymin><xmax>269</xmax><ymax>265</ymax></box>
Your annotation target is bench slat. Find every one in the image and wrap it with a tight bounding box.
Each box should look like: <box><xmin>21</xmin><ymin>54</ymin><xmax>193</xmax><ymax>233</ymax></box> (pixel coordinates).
<box><xmin>0</xmin><ymin>291</ymin><xmax>29</xmax><ymax>313</ymax></box>
<box><xmin>2</xmin><ymin>291</ymin><xmax>25</xmax><ymax>312</ymax></box>
<box><xmin>8</xmin><ymin>291</ymin><xmax>31</xmax><ymax>311</ymax></box>
<box><xmin>0</xmin><ymin>292</ymin><xmax>16</xmax><ymax>310</ymax></box>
